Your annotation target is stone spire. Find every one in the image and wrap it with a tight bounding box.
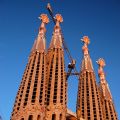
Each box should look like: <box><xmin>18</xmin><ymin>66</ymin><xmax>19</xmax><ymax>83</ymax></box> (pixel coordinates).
<box><xmin>97</xmin><ymin>58</ymin><xmax>112</xmax><ymax>100</ymax></box>
<box><xmin>81</xmin><ymin>36</ymin><xmax>93</xmax><ymax>72</ymax></box>
<box><xmin>45</xmin><ymin>14</ymin><xmax>67</xmax><ymax>120</ymax></box>
<box><xmin>11</xmin><ymin>14</ymin><xmax>49</xmax><ymax>120</ymax></box>
<box><xmin>31</xmin><ymin>14</ymin><xmax>49</xmax><ymax>53</ymax></box>
<box><xmin>49</xmin><ymin>14</ymin><xmax>63</xmax><ymax>49</ymax></box>
<box><xmin>76</xmin><ymin>36</ymin><xmax>104</xmax><ymax>120</ymax></box>
<box><xmin>97</xmin><ymin>58</ymin><xmax>118</xmax><ymax>119</ymax></box>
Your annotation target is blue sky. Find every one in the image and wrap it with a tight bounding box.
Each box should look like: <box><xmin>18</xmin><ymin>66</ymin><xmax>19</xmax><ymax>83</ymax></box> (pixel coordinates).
<box><xmin>0</xmin><ymin>0</ymin><xmax>120</xmax><ymax>119</ymax></box>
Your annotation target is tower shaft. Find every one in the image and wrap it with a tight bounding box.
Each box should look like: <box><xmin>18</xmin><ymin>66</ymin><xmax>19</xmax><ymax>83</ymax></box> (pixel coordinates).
<box><xmin>45</xmin><ymin>48</ymin><xmax>67</xmax><ymax>120</ymax></box>
<box><xmin>45</xmin><ymin>14</ymin><xmax>67</xmax><ymax>120</ymax></box>
<box><xmin>97</xmin><ymin>58</ymin><xmax>118</xmax><ymax>120</ymax></box>
<box><xmin>76</xmin><ymin>36</ymin><xmax>104</xmax><ymax>120</ymax></box>
<box><xmin>11</xmin><ymin>14</ymin><xmax>49</xmax><ymax>120</ymax></box>
<box><xmin>77</xmin><ymin>71</ymin><xmax>104</xmax><ymax>120</ymax></box>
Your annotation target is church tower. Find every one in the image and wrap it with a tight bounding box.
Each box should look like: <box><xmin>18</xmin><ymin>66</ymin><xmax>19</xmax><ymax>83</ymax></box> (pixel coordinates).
<box><xmin>11</xmin><ymin>14</ymin><xmax>49</xmax><ymax>120</ymax></box>
<box><xmin>45</xmin><ymin>14</ymin><xmax>67</xmax><ymax>120</ymax></box>
<box><xmin>97</xmin><ymin>58</ymin><xmax>118</xmax><ymax>120</ymax></box>
<box><xmin>76</xmin><ymin>36</ymin><xmax>104</xmax><ymax>120</ymax></box>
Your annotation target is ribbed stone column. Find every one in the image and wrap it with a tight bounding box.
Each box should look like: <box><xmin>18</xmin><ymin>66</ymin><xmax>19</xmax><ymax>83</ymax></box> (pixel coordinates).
<box><xmin>11</xmin><ymin>14</ymin><xmax>49</xmax><ymax>120</ymax></box>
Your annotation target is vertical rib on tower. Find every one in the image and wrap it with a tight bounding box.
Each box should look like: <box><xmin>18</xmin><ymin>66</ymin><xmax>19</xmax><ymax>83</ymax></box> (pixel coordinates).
<box><xmin>45</xmin><ymin>14</ymin><xmax>67</xmax><ymax>120</ymax></box>
<box><xmin>97</xmin><ymin>58</ymin><xmax>118</xmax><ymax>120</ymax></box>
<box><xmin>76</xmin><ymin>36</ymin><xmax>104</xmax><ymax>120</ymax></box>
<box><xmin>11</xmin><ymin>14</ymin><xmax>49</xmax><ymax>120</ymax></box>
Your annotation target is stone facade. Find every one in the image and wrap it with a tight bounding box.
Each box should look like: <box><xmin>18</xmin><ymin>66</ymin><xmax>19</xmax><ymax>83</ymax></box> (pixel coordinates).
<box><xmin>11</xmin><ymin>13</ymin><xmax>118</xmax><ymax>120</ymax></box>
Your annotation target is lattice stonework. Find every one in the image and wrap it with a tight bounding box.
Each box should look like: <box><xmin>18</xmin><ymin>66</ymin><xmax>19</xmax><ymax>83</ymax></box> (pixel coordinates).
<box><xmin>11</xmin><ymin>11</ymin><xmax>118</xmax><ymax>120</ymax></box>
<box><xmin>76</xmin><ymin>36</ymin><xmax>104</xmax><ymax>120</ymax></box>
<box><xmin>97</xmin><ymin>58</ymin><xmax>118</xmax><ymax>120</ymax></box>
<box><xmin>45</xmin><ymin>14</ymin><xmax>67</xmax><ymax>120</ymax></box>
<box><xmin>11</xmin><ymin>14</ymin><xmax>49</xmax><ymax>120</ymax></box>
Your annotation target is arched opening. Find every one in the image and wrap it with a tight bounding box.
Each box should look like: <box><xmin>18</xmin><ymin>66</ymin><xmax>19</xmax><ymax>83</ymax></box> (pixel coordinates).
<box><xmin>37</xmin><ymin>115</ymin><xmax>41</xmax><ymax>120</ymax></box>
<box><xmin>28</xmin><ymin>115</ymin><xmax>33</xmax><ymax>120</ymax></box>
<box><xmin>52</xmin><ymin>114</ymin><xmax>56</xmax><ymax>120</ymax></box>
<box><xmin>60</xmin><ymin>114</ymin><xmax>62</xmax><ymax>119</ymax></box>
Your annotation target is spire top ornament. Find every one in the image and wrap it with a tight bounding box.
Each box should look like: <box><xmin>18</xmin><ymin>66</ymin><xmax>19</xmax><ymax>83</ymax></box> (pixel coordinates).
<box><xmin>97</xmin><ymin>58</ymin><xmax>106</xmax><ymax>68</ymax></box>
<box><xmin>54</xmin><ymin>14</ymin><xmax>63</xmax><ymax>27</ymax></box>
<box><xmin>39</xmin><ymin>14</ymin><xmax>49</xmax><ymax>24</ymax></box>
<box><xmin>96</xmin><ymin>58</ymin><xmax>106</xmax><ymax>79</ymax></box>
<box><xmin>81</xmin><ymin>36</ymin><xmax>90</xmax><ymax>45</ymax></box>
<box><xmin>38</xmin><ymin>14</ymin><xmax>49</xmax><ymax>32</ymax></box>
<box><xmin>31</xmin><ymin>14</ymin><xmax>49</xmax><ymax>53</ymax></box>
<box><xmin>81</xmin><ymin>36</ymin><xmax>90</xmax><ymax>55</ymax></box>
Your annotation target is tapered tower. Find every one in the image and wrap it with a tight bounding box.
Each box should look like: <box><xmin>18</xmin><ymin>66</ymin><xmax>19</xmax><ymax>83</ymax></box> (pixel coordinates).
<box><xmin>97</xmin><ymin>58</ymin><xmax>118</xmax><ymax>120</ymax></box>
<box><xmin>11</xmin><ymin>14</ymin><xmax>49</xmax><ymax>120</ymax></box>
<box><xmin>45</xmin><ymin>14</ymin><xmax>67</xmax><ymax>120</ymax></box>
<box><xmin>76</xmin><ymin>36</ymin><xmax>104</xmax><ymax>120</ymax></box>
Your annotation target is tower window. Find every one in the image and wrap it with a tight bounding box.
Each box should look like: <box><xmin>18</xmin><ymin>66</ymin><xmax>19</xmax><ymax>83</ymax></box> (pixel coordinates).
<box><xmin>28</xmin><ymin>115</ymin><xmax>33</xmax><ymax>120</ymax></box>
<box><xmin>37</xmin><ymin>115</ymin><xmax>40</xmax><ymax>120</ymax></box>
<box><xmin>60</xmin><ymin>114</ymin><xmax>62</xmax><ymax>119</ymax></box>
<box><xmin>52</xmin><ymin>114</ymin><xmax>56</xmax><ymax>120</ymax></box>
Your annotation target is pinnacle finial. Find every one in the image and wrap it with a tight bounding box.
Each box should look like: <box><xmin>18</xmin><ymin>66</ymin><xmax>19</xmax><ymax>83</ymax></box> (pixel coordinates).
<box><xmin>97</xmin><ymin>58</ymin><xmax>106</xmax><ymax>79</ymax></box>
<box><xmin>38</xmin><ymin>14</ymin><xmax>49</xmax><ymax>33</ymax></box>
<box><xmin>39</xmin><ymin>14</ymin><xmax>49</xmax><ymax>24</ymax></box>
<box><xmin>54</xmin><ymin>14</ymin><xmax>63</xmax><ymax>27</ymax></box>
<box><xmin>97</xmin><ymin>58</ymin><xmax>106</xmax><ymax>68</ymax></box>
<box><xmin>81</xmin><ymin>36</ymin><xmax>90</xmax><ymax>45</ymax></box>
<box><xmin>55</xmin><ymin>14</ymin><xmax>63</xmax><ymax>23</ymax></box>
<box><xmin>81</xmin><ymin>36</ymin><xmax>90</xmax><ymax>55</ymax></box>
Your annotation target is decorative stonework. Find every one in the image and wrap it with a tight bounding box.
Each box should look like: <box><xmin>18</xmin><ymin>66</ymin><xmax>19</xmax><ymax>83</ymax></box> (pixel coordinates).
<box><xmin>11</xmin><ymin>14</ymin><xmax>48</xmax><ymax>120</ymax></box>
<box><xmin>40</xmin><ymin>14</ymin><xmax>49</xmax><ymax>24</ymax></box>
<box><xmin>55</xmin><ymin>14</ymin><xmax>63</xmax><ymax>23</ymax></box>
<box><xmin>11</xmin><ymin>11</ymin><xmax>118</xmax><ymax>120</ymax></box>
<box><xmin>77</xmin><ymin>37</ymin><xmax>104</xmax><ymax>120</ymax></box>
<box><xmin>97</xmin><ymin>58</ymin><xmax>118</xmax><ymax>119</ymax></box>
<box><xmin>45</xmin><ymin>14</ymin><xmax>66</xmax><ymax>120</ymax></box>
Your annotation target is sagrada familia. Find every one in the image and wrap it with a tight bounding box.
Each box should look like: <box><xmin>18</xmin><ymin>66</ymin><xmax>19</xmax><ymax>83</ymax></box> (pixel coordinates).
<box><xmin>10</xmin><ymin>7</ymin><xmax>118</xmax><ymax>120</ymax></box>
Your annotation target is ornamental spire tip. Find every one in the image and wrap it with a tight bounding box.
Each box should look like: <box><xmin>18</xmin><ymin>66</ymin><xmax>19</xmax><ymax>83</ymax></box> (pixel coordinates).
<box><xmin>97</xmin><ymin>58</ymin><xmax>106</xmax><ymax>68</ymax></box>
<box><xmin>54</xmin><ymin>14</ymin><xmax>63</xmax><ymax>27</ymax></box>
<box><xmin>39</xmin><ymin>14</ymin><xmax>49</xmax><ymax>24</ymax></box>
<box><xmin>81</xmin><ymin>36</ymin><xmax>90</xmax><ymax>55</ymax></box>
<box><xmin>81</xmin><ymin>36</ymin><xmax>90</xmax><ymax>45</ymax></box>
<box><xmin>97</xmin><ymin>58</ymin><xmax>106</xmax><ymax>80</ymax></box>
<box><xmin>55</xmin><ymin>14</ymin><xmax>63</xmax><ymax>23</ymax></box>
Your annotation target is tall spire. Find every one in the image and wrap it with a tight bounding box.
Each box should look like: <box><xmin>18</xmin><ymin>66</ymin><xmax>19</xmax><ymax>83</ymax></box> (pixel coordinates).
<box><xmin>11</xmin><ymin>14</ymin><xmax>49</xmax><ymax>120</ymax></box>
<box><xmin>97</xmin><ymin>58</ymin><xmax>112</xmax><ymax>100</ymax></box>
<box><xmin>81</xmin><ymin>36</ymin><xmax>93</xmax><ymax>71</ymax></box>
<box><xmin>49</xmin><ymin>14</ymin><xmax>63</xmax><ymax>49</ymax></box>
<box><xmin>76</xmin><ymin>36</ymin><xmax>104</xmax><ymax>120</ymax></box>
<box><xmin>45</xmin><ymin>14</ymin><xmax>67</xmax><ymax>120</ymax></box>
<box><xmin>97</xmin><ymin>58</ymin><xmax>118</xmax><ymax>119</ymax></box>
<box><xmin>31</xmin><ymin>14</ymin><xmax>49</xmax><ymax>53</ymax></box>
